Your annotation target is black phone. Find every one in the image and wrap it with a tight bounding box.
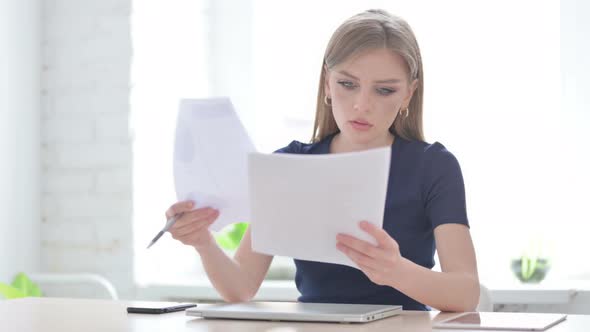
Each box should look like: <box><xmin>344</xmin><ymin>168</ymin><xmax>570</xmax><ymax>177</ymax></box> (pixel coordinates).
<box><xmin>126</xmin><ymin>302</ymin><xmax>197</xmax><ymax>314</ymax></box>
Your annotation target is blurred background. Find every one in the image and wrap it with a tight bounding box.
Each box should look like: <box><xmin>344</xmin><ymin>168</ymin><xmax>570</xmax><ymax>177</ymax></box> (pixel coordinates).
<box><xmin>1</xmin><ymin>0</ymin><xmax>589</xmax><ymax>313</ymax></box>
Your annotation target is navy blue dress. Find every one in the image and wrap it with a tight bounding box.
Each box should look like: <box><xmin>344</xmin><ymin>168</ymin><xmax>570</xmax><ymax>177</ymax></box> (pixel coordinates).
<box><xmin>275</xmin><ymin>133</ymin><xmax>469</xmax><ymax>311</ymax></box>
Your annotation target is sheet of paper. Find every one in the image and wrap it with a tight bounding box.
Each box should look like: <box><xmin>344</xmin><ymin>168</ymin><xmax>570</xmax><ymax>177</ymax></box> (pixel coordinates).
<box><xmin>174</xmin><ymin>98</ymin><xmax>256</xmax><ymax>232</ymax></box>
<box><xmin>248</xmin><ymin>147</ymin><xmax>391</xmax><ymax>268</ymax></box>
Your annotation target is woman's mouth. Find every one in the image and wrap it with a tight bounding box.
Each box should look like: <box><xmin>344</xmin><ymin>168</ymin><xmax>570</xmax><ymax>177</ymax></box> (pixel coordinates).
<box><xmin>349</xmin><ymin>120</ymin><xmax>373</xmax><ymax>131</ymax></box>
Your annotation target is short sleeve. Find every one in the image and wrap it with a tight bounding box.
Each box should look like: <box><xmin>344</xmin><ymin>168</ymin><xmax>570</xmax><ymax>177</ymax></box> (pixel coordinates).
<box><xmin>422</xmin><ymin>143</ymin><xmax>469</xmax><ymax>229</ymax></box>
<box><xmin>274</xmin><ymin>140</ymin><xmax>304</xmax><ymax>154</ymax></box>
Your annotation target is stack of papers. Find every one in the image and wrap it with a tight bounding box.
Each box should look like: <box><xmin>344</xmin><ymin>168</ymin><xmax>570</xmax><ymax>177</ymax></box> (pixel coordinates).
<box><xmin>249</xmin><ymin>149</ymin><xmax>390</xmax><ymax>268</ymax></box>
<box><xmin>173</xmin><ymin>98</ymin><xmax>255</xmax><ymax>232</ymax></box>
<box><xmin>173</xmin><ymin>98</ymin><xmax>391</xmax><ymax>268</ymax></box>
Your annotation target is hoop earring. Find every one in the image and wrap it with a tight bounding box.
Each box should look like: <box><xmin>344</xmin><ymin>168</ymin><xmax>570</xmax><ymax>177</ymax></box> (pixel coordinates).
<box><xmin>324</xmin><ymin>95</ymin><xmax>332</xmax><ymax>106</ymax></box>
<box><xmin>400</xmin><ymin>107</ymin><xmax>409</xmax><ymax>118</ymax></box>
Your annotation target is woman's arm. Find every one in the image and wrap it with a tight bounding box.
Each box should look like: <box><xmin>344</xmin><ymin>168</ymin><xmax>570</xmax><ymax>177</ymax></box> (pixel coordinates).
<box><xmin>391</xmin><ymin>223</ymin><xmax>479</xmax><ymax>311</ymax></box>
<box><xmin>198</xmin><ymin>228</ymin><xmax>274</xmax><ymax>302</ymax></box>
<box><xmin>337</xmin><ymin>222</ymin><xmax>479</xmax><ymax>312</ymax></box>
<box><xmin>167</xmin><ymin>201</ymin><xmax>273</xmax><ymax>303</ymax></box>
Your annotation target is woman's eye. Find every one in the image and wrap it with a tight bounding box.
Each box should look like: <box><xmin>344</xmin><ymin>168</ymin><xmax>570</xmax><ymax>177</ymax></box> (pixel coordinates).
<box><xmin>337</xmin><ymin>80</ymin><xmax>356</xmax><ymax>89</ymax></box>
<box><xmin>377</xmin><ymin>87</ymin><xmax>395</xmax><ymax>96</ymax></box>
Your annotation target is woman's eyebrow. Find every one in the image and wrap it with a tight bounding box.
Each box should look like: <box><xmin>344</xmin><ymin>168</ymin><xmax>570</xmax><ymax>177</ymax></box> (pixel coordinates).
<box><xmin>336</xmin><ymin>70</ymin><xmax>402</xmax><ymax>84</ymax></box>
<box><xmin>375</xmin><ymin>78</ymin><xmax>402</xmax><ymax>84</ymax></box>
<box><xmin>336</xmin><ymin>70</ymin><xmax>359</xmax><ymax>80</ymax></box>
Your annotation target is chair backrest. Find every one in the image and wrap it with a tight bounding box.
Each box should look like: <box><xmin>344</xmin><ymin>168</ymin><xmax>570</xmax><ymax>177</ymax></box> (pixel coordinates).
<box><xmin>476</xmin><ymin>283</ymin><xmax>493</xmax><ymax>312</ymax></box>
<box><xmin>28</xmin><ymin>273</ymin><xmax>118</xmax><ymax>300</ymax></box>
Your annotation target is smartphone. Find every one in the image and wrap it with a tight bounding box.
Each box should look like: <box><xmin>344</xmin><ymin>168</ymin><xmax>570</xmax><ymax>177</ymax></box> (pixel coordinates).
<box><xmin>126</xmin><ymin>302</ymin><xmax>197</xmax><ymax>314</ymax></box>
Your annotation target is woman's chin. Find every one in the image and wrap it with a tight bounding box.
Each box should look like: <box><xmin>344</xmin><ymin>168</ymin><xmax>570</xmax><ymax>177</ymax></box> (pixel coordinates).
<box><xmin>339</xmin><ymin>129</ymin><xmax>393</xmax><ymax>149</ymax></box>
<box><xmin>342</xmin><ymin>131</ymin><xmax>377</xmax><ymax>145</ymax></box>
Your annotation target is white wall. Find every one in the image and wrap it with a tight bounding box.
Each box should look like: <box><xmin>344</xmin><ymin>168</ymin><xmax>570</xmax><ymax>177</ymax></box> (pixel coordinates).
<box><xmin>562</xmin><ymin>0</ymin><xmax>590</xmax><ymax>117</ymax></box>
<box><xmin>558</xmin><ymin>0</ymin><xmax>590</xmax><ymax>279</ymax></box>
<box><xmin>208</xmin><ymin>0</ymin><xmax>255</xmax><ymax>135</ymax></box>
<box><xmin>490</xmin><ymin>0</ymin><xmax>590</xmax><ymax>314</ymax></box>
<box><xmin>41</xmin><ymin>0</ymin><xmax>134</xmax><ymax>298</ymax></box>
<box><xmin>0</xmin><ymin>0</ymin><xmax>41</xmax><ymax>282</ymax></box>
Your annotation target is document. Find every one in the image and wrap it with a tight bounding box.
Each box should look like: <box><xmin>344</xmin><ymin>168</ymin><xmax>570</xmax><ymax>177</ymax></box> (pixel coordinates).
<box><xmin>173</xmin><ymin>98</ymin><xmax>256</xmax><ymax>232</ymax></box>
<box><xmin>248</xmin><ymin>148</ymin><xmax>391</xmax><ymax>268</ymax></box>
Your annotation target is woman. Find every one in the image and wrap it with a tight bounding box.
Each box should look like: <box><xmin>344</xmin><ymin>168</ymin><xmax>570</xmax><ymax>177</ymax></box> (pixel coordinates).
<box><xmin>165</xmin><ymin>9</ymin><xmax>479</xmax><ymax>312</ymax></box>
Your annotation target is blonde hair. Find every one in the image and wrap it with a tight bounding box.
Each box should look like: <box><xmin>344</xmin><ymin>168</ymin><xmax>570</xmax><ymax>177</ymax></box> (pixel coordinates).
<box><xmin>311</xmin><ymin>9</ymin><xmax>425</xmax><ymax>143</ymax></box>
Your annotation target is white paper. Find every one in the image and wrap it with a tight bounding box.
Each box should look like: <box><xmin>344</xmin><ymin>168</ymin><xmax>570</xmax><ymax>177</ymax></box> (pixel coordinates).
<box><xmin>174</xmin><ymin>98</ymin><xmax>256</xmax><ymax>232</ymax></box>
<box><xmin>248</xmin><ymin>147</ymin><xmax>391</xmax><ymax>268</ymax></box>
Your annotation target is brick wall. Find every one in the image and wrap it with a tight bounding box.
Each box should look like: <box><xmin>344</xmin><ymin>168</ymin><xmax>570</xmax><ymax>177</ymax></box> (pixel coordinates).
<box><xmin>41</xmin><ymin>0</ymin><xmax>134</xmax><ymax>298</ymax></box>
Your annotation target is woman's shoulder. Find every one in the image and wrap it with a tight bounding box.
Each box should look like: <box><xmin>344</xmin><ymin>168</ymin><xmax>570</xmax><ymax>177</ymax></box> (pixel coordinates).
<box><xmin>399</xmin><ymin>137</ymin><xmax>456</xmax><ymax>160</ymax></box>
<box><xmin>274</xmin><ymin>139</ymin><xmax>328</xmax><ymax>155</ymax></box>
<box><xmin>397</xmin><ymin>137</ymin><xmax>461</xmax><ymax>172</ymax></box>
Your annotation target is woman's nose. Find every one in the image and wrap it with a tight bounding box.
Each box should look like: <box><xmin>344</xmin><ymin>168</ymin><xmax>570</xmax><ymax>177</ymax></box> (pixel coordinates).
<box><xmin>353</xmin><ymin>88</ymin><xmax>372</xmax><ymax>113</ymax></box>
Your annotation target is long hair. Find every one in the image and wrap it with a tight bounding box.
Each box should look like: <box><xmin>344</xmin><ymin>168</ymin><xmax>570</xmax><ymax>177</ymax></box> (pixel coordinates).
<box><xmin>311</xmin><ymin>9</ymin><xmax>424</xmax><ymax>143</ymax></box>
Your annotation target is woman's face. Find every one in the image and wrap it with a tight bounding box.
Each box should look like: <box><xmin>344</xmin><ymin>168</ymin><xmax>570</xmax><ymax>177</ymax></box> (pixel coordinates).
<box><xmin>325</xmin><ymin>48</ymin><xmax>417</xmax><ymax>147</ymax></box>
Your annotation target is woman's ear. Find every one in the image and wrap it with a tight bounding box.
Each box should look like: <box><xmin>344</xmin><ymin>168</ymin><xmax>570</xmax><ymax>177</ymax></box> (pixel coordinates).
<box><xmin>402</xmin><ymin>79</ymin><xmax>419</xmax><ymax>107</ymax></box>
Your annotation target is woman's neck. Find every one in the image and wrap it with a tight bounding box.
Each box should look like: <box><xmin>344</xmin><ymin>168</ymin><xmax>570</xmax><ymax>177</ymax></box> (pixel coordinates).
<box><xmin>330</xmin><ymin>132</ymin><xmax>395</xmax><ymax>154</ymax></box>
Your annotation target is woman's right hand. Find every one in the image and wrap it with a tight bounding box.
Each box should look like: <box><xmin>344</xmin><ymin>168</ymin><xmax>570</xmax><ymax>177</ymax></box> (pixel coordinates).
<box><xmin>165</xmin><ymin>201</ymin><xmax>220</xmax><ymax>251</ymax></box>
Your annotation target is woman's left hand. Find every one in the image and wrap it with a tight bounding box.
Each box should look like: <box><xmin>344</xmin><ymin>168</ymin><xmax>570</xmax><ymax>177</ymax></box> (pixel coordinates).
<box><xmin>336</xmin><ymin>221</ymin><xmax>404</xmax><ymax>286</ymax></box>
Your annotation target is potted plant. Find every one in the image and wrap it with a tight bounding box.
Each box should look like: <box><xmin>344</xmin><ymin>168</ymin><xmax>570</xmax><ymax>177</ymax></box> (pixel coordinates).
<box><xmin>0</xmin><ymin>273</ymin><xmax>42</xmax><ymax>299</ymax></box>
<box><xmin>510</xmin><ymin>238</ymin><xmax>552</xmax><ymax>283</ymax></box>
<box><xmin>511</xmin><ymin>255</ymin><xmax>550</xmax><ymax>283</ymax></box>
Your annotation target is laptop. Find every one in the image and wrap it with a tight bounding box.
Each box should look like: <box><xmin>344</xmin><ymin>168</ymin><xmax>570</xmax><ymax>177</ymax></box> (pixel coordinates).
<box><xmin>186</xmin><ymin>301</ymin><xmax>402</xmax><ymax>323</ymax></box>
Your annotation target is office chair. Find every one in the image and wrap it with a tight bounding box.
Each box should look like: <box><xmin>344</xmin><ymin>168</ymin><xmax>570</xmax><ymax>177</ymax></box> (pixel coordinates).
<box><xmin>477</xmin><ymin>283</ymin><xmax>493</xmax><ymax>312</ymax></box>
<box><xmin>28</xmin><ymin>273</ymin><xmax>118</xmax><ymax>300</ymax></box>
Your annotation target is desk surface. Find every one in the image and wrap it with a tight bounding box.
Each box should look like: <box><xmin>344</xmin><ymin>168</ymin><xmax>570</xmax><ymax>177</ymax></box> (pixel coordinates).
<box><xmin>2</xmin><ymin>297</ymin><xmax>589</xmax><ymax>332</ymax></box>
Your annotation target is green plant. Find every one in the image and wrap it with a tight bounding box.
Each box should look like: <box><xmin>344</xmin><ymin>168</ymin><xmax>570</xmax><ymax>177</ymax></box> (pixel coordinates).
<box><xmin>214</xmin><ymin>222</ymin><xmax>248</xmax><ymax>251</ymax></box>
<box><xmin>510</xmin><ymin>236</ymin><xmax>552</xmax><ymax>283</ymax></box>
<box><xmin>0</xmin><ymin>273</ymin><xmax>42</xmax><ymax>299</ymax></box>
<box><xmin>511</xmin><ymin>256</ymin><xmax>550</xmax><ymax>283</ymax></box>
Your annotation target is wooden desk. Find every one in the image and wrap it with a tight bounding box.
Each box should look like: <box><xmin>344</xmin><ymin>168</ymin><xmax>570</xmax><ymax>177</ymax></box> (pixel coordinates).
<box><xmin>1</xmin><ymin>297</ymin><xmax>589</xmax><ymax>331</ymax></box>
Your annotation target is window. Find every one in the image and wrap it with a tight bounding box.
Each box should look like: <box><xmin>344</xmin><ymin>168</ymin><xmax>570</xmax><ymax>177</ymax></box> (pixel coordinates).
<box><xmin>133</xmin><ymin>0</ymin><xmax>587</xmax><ymax>289</ymax></box>
<box><xmin>131</xmin><ymin>0</ymin><xmax>211</xmax><ymax>286</ymax></box>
